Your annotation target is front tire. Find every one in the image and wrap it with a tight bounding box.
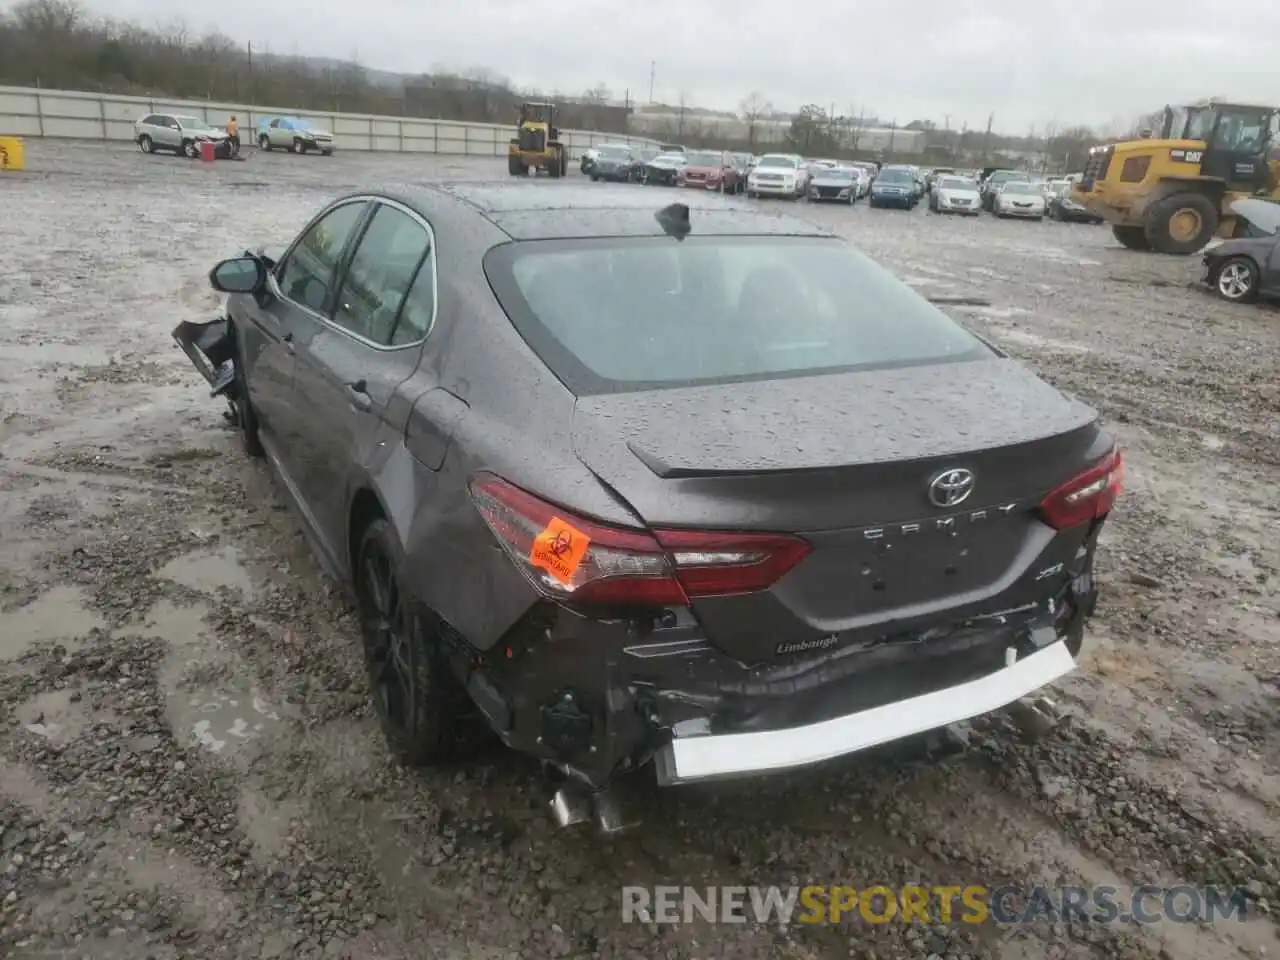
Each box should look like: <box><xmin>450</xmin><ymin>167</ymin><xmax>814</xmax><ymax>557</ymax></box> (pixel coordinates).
<box><xmin>289</xmin><ymin>138</ymin><xmax>301</xmax><ymax>154</ymax></box>
<box><xmin>138</xmin><ymin>135</ymin><xmax>154</xmax><ymax>154</ymax></box>
<box><xmin>355</xmin><ymin>519</ymin><xmax>463</xmax><ymax>765</ymax></box>
<box><xmin>182</xmin><ymin>139</ymin><xmax>198</xmax><ymax>159</ymax></box>
<box><xmin>258</xmin><ymin>134</ymin><xmax>271</xmax><ymax>151</ymax></box>
<box><xmin>230</xmin><ymin>330</ymin><xmax>263</xmax><ymax>458</ymax></box>
<box><xmin>1214</xmin><ymin>256</ymin><xmax>1260</xmax><ymax>303</ymax></box>
<box><xmin>1145</xmin><ymin>192</ymin><xmax>1218</xmax><ymax>255</ymax></box>
<box><xmin>1113</xmin><ymin>224</ymin><xmax>1153</xmax><ymax>251</ymax></box>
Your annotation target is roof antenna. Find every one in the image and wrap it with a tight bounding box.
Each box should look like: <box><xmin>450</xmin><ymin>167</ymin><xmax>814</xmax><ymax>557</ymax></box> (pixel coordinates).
<box><xmin>655</xmin><ymin>202</ymin><xmax>691</xmax><ymax>240</ymax></box>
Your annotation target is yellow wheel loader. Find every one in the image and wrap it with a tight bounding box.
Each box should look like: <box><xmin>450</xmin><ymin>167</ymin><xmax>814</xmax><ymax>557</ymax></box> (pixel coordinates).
<box><xmin>508</xmin><ymin>101</ymin><xmax>568</xmax><ymax>179</ymax></box>
<box><xmin>1073</xmin><ymin>100</ymin><xmax>1280</xmax><ymax>254</ymax></box>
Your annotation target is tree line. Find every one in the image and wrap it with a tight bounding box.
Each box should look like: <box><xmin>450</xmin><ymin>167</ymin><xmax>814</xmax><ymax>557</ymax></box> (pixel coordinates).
<box><xmin>1</xmin><ymin>0</ymin><xmax>1120</xmax><ymax>168</ymax></box>
<box><xmin>0</xmin><ymin>0</ymin><xmax>633</xmax><ymax>133</ymax></box>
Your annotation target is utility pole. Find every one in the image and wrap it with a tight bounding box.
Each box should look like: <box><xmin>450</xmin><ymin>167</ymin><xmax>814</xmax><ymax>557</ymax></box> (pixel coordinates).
<box><xmin>981</xmin><ymin>112</ymin><xmax>994</xmax><ymax>163</ymax></box>
<box><xmin>648</xmin><ymin>61</ymin><xmax>655</xmax><ymax>104</ymax></box>
<box><xmin>943</xmin><ymin>113</ymin><xmax>950</xmax><ymax>131</ymax></box>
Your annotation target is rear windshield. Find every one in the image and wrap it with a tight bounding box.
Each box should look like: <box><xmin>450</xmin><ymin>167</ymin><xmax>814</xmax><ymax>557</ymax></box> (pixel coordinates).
<box><xmin>877</xmin><ymin>169</ymin><xmax>913</xmax><ymax>184</ymax></box>
<box><xmin>484</xmin><ymin>237</ymin><xmax>989</xmax><ymax>394</ymax></box>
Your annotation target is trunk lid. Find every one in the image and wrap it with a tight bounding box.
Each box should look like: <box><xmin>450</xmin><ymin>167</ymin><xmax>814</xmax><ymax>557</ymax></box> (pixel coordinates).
<box><xmin>571</xmin><ymin>358</ymin><xmax>1102</xmax><ymax>661</ymax></box>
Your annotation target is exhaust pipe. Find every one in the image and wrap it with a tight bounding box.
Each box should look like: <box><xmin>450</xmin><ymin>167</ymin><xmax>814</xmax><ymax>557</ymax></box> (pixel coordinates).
<box><xmin>549</xmin><ymin>784</ymin><xmax>639</xmax><ymax>834</ymax></box>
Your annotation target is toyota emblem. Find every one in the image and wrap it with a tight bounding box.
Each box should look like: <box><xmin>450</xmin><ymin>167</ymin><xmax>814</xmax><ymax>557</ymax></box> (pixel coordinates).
<box><xmin>928</xmin><ymin>468</ymin><xmax>975</xmax><ymax>508</ymax></box>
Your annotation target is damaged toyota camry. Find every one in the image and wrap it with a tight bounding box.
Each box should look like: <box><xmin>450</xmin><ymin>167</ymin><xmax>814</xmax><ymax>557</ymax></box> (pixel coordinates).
<box><xmin>175</xmin><ymin>184</ymin><xmax>1122</xmax><ymax>829</ymax></box>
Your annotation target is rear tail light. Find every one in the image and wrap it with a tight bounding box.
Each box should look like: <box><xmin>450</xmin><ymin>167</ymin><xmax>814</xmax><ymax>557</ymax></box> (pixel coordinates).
<box><xmin>468</xmin><ymin>475</ymin><xmax>810</xmax><ymax>607</ymax></box>
<box><xmin>1037</xmin><ymin>446</ymin><xmax>1124</xmax><ymax>530</ymax></box>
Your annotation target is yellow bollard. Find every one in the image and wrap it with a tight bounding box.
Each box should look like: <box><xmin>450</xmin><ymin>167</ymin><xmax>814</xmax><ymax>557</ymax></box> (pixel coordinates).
<box><xmin>0</xmin><ymin>136</ymin><xmax>25</xmax><ymax>171</ymax></box>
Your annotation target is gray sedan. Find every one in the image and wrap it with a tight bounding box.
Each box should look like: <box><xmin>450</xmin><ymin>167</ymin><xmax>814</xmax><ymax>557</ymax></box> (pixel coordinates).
<box><xmin>175</xmin><ymin>185</ymin><xmax>1122</xmax><ymax>829</ymax></box>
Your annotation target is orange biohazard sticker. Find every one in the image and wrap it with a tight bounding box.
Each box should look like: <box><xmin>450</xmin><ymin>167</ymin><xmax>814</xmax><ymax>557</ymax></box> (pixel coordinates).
<box><xmin>529</xmin><ymin>517</ymin><xmax>591</xmax><ymax>585</ymax></box>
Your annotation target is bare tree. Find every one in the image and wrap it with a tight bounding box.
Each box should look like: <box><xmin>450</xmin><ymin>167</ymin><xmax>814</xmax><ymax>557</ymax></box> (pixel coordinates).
<box><xmin>739</xmin><ymin>90</ymin><xmax>771</xmax><ymax>149</ymax></box>
<box><xmin>582</xmin><ymin>83</ymin><xmax>610</xmax><ymax>105</ymax></box>
<box><xmin>845</xmin><ymin>103</ymin><xmax>866</xmax><ymax>152</ymax></box>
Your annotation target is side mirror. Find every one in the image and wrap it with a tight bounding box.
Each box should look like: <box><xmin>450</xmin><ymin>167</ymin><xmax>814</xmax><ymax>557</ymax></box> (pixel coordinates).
<box><xmin>209</xmin><ymin>256</ymin><xmax>266</xmax><ymax>294</ymax></box>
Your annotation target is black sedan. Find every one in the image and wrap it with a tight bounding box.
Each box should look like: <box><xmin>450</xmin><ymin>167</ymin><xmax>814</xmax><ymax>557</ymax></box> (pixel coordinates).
<box><xmin>587</xmin><ymin>144</ymin><xmax>639</xmax><ymax>182</ymax></box>
<box><xmin>175</xmin><ymin>185</ymin><xmax>1122</xmax><ymax>829</ymax></box>
<box><xmin>1201</xmin><ymin>199</ymin><xmax>1280</xmax><ymax>303</ymax></box>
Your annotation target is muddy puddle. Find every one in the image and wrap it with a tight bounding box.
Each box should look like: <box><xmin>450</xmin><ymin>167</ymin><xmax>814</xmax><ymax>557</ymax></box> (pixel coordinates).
<box><xmin>15</xmin><ymin>687</ymin><xmax>104</xmax><ymax>745</ymax></box>
<box><xmin>156</xmin><ymin>544</ymin><xmax>257</xmax><ymax>598</ymax></box>
<box><xmin>145</xmin><ymin>600</ymin><xmax>287</xmax><ymax>760</ymax></box>
<box><xmin>0</xmin><ymin>585</ymin><xmax>105</xmax><ymax>659</ymax></box>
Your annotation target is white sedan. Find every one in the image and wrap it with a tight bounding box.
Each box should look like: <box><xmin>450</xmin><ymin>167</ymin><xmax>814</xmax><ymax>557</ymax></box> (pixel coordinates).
<box><xmin>993</xmin><ymin>181</ymin><xmax>1047</xmax><ymax>220</ymax></box>
<box><xmin>929</xmin><ymin>176</ymin><xmax>982</xmax><ymax>215</ymax></box>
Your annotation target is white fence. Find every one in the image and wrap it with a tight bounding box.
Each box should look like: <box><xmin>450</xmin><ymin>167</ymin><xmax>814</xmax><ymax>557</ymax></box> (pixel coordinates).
<box><xmin>0</xmin><ymin>85</ymin><xmax>659</xmax><ymax>160</ymax></box>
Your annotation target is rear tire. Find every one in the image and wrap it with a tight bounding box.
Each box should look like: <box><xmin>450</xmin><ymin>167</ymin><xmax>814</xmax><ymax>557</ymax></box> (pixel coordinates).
<box><xmin>1145</xmin><ymin>192</ymin><xmax>1218</xmax><ymax>255</ymax></box>
<box><xmin>355</xmin><ymin>519</ymin><xmax>465</xmax><ymax>765</ymax></box>
<box><xmin>1112</xmin><ymin>225</ymin><xmax>1153</xmax><ymax>251</ymax></box>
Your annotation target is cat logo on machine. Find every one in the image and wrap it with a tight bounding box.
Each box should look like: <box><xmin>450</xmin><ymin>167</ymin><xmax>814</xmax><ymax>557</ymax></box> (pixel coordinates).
<box><xmin>1170</xmin><ymin>149</ymin><xmax>1204</xmax><ymax>164</ymax></box>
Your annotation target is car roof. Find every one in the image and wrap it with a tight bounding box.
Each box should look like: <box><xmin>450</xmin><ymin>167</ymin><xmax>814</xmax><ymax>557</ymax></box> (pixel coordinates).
<box><xmin>373</xmin><ymin>183</ymin><xmax>833</xmax><ymax>241</ymax></box>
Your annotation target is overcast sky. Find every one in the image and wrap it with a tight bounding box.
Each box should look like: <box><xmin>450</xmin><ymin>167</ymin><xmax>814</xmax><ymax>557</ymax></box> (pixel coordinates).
<box><xmin>39</xmin><ymin>0</ymin><xmax>1280</xmax><ymax>132</ymax></box>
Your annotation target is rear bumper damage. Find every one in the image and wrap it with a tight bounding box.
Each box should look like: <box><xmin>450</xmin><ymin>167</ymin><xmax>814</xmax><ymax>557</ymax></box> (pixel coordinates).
<box><xmin>464</xmin><ymin>561</ymin><xmax>1096</xmax><ymax>791</ymax></box>
<box><xmin>655</xmin><ymin>636</ymin><xmax>1073</xmax><ymax>785</ymax></box>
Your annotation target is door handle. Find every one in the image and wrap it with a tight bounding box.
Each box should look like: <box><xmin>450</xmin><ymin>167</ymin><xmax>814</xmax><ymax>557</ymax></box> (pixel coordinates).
<box><xmin>346</xmin><ymin>379</ymin><xmax>372</xmax><ymax>411</ymax></box>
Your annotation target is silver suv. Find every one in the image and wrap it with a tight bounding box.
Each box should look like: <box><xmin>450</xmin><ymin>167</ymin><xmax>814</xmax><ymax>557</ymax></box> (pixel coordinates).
<box><xmin>134</xmin><ymin>113</ymin><xmax>226</xmax><ymax>158</ymax></box>
<box><xmin>256</xmin><ymin>117</ymin><xmax>335</xmax><ymax>155</ymax></box>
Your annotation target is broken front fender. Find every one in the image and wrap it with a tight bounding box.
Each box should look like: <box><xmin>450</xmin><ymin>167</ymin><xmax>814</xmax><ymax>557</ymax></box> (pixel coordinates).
<box><xmin>173</xmin><ymin>317</ymin><xmax>237</xmax><ymax>397</ymax></box>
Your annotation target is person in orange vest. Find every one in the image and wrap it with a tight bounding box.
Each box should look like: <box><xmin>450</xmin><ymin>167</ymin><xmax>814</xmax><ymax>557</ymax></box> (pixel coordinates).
<box><xmin>227</xmin><ymin>116</ymin><xmax>240</xmax><ymax>156</ymax></box>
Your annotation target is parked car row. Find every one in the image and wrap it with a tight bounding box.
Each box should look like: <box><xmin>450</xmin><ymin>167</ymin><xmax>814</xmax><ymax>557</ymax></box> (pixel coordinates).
<box><xmin>133</xmin><ymin>113</ymin><xmax>336</xmax><ymax>159</ymax></box>
<box><xmin>583</xmin><ymin>143</ymin><xmax>755</xmax><ymax>191</ymax></box>
<box><xmin>576</xmin><ymin>145</ymin><xmax>1103</xmax><ymax>229</ymax></box>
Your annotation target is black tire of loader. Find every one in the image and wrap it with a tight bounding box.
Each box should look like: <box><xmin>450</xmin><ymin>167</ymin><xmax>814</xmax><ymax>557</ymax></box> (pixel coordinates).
<box><xmin>1112</xmin><ymin>225</ymin><xmax>1154</xmax><ymax>251</ymax></box>
<box><xmin>1144</xmin><ymin>191</ymin><xmax>1219</xmax><ymax>255</ymax></box>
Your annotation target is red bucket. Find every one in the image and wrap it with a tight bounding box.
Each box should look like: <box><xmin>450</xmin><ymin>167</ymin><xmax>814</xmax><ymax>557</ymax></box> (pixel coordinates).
<box><xmin>199</xmin><ymin>141</ymin><xmax>215</xmax><ymax>163</ymax></box>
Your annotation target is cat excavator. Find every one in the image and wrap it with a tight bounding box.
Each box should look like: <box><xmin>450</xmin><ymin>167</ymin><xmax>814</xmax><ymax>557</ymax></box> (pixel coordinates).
<box><xmin>1073</xmin><ymin>100</ymin><xmax>1280</xmax><ymax>254</ymax></box>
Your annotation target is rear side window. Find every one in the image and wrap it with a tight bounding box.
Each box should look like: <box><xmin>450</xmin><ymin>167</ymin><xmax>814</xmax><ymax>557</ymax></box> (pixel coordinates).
<box><xmin>485</xmin><ymin>237</ymin><xmax>989</xmax><ymax>394</ymax></box>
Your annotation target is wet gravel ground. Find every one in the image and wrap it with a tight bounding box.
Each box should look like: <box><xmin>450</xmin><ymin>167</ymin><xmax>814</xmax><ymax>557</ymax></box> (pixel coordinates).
<box><xmin>1</xmin><ymin>141</ymin><xmax>1278</xmax><ymax>960</ymax></box>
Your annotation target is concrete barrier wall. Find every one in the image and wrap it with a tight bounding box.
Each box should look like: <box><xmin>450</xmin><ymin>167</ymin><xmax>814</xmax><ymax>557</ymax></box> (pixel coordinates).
<box><xmin>0</xmin><ymin>86</ymin><xmax>660</xmax><ymax>159</ymax></box>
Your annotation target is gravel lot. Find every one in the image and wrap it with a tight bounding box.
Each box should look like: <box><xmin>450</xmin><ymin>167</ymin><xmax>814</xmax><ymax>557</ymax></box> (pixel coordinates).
<box><xmin>1</xmin><ymin>140</ymin><xmax>1277</xmax><ymax>960</ymax></box>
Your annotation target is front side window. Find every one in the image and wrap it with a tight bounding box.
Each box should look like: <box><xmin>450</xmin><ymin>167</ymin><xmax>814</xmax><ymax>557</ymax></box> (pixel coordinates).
<box><xmin>278</xmin><ymin>202</ymin><xmax>367</xmax><ymax>315</ymax></box>
<box><xmin>332</xmin><ymin>205</ymin><xmax>431</xmax><ymax>345</ymax></box>
<box><xmin>486</xmin><ymin>237</ymin><xmax>989</xmax><ymax>394</ymax></box>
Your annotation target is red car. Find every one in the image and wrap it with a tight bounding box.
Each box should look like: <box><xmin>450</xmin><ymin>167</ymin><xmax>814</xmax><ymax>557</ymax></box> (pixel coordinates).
<box><xmin>678</xmin><ymin>149</ymin><xmax>743</xmax><ymax>194</ymax></box>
